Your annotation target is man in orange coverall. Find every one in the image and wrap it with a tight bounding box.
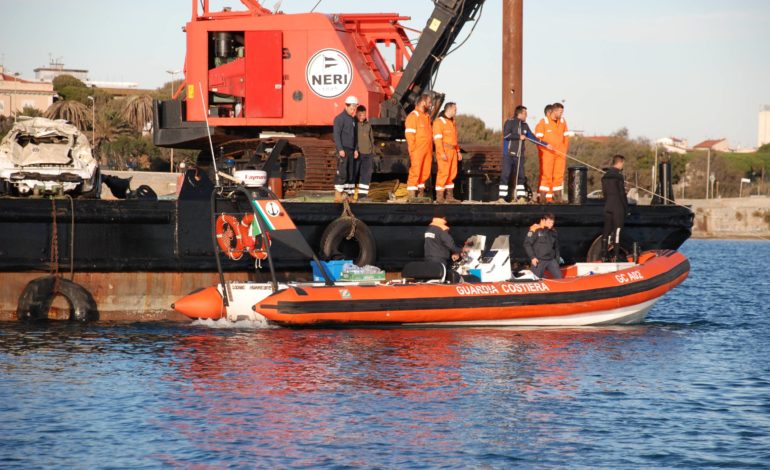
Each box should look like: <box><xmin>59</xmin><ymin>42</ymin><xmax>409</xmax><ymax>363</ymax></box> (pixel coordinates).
<box><xmin>405</xmin><ymin>93</ymin><xmax>434</xmax><ymax>200</ymax></box>
<box><xmin>535</xmin><ymin>102</ymin><xmax>573</xmax><ymax>202</ymax></box>
<box><xmin>433</xmin><ymin>102</ymin><xmax>461</xmax><ymax>203</ymax></box>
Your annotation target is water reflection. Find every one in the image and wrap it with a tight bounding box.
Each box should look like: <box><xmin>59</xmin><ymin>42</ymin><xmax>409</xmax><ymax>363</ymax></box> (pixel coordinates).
<box><xmin>159</xmin><ymin>326</ymin><xmax>653</xmax><ymax>466</ymax></box>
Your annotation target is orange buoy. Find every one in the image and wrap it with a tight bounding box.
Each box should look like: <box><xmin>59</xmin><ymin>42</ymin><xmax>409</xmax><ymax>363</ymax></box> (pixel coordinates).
<box><xmin>240</xmin><ymin>213</ymin><xmax>270</xmax><ymax>260</ymax></box>
<box><xmin>172</xmin><ymin>286</ymin><xmax>225</xmax><ymax>320</ymax></box>
<box><xmin>215</xmin><ymin>214</ymin><xmax>244</xmax><ymax>260</ymax></box>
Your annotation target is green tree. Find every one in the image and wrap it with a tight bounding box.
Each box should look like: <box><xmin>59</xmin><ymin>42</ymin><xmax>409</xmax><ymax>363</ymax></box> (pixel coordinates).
<box><xmin>17</xmin><ymin>106</ymin><xmax>43</xmax><ymax>118</ymax></box>
<box><xmin>52</xmin><ymin>74</ymin><xmax>93</xmax><ymax>103</ymax></box>
<box><xmin>455</xmin><ymin>114</ymin><xmax>502</xmax><ymax>145</ymax></box>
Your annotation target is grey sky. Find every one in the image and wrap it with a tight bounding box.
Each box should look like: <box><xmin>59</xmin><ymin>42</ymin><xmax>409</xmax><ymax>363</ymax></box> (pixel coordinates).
<box><xmin>2</xmin><ymin>0</ymin><xmax>769</xmax><ymax>147</ymax></box>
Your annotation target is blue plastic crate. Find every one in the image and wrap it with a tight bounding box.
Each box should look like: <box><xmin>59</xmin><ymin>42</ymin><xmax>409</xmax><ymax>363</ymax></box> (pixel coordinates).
<box><xmin>311</xmin><ymin>260</ymin><xmax>353</xmax><ymax>282</ymax></box>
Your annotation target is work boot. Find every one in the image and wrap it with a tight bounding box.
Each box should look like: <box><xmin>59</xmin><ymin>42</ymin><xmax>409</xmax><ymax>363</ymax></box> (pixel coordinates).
<box><xmin>497</xmin><ymin>198</ymin><xmax>507</xmax><ymax>204</ymax></box>
<box><xmin>445</xmin><ymin>191</ymin><xmax>459</xmax><ymax>203</ymax></box>
<box><xmin>435</xmin><ymin>191</ymin><xmax>445</xmax><ymax>204</ymax></box>
<box><xmin>407</xmin><ymin>190</ymin><xmax>417</xmax><ymax>201</ymax></box>
<box><xmin>539</xmin><ymin>192</ymin><xmax>548</xmax><ymax>204</ymax></box>
<box><xmin>334</xmin><ymin>191</ymin><xmax>344</xmax><ymax>203</ymax></box>
<box><xmin>514</xmin><ymin>197</ymin><xmax>527</xmax><ymax>204</ymax></box>
<box><xmin>417</xmin><ymin>188</ymin><xmax>425</xmax><ymax>199</ymax></box>
<box><xmin>553</xmin><ymin>190</ymin><xmax>563</xmax><ymax>203</ymax></box>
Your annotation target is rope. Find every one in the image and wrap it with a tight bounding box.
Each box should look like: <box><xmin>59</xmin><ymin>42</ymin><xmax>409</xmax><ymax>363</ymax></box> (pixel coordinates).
<box><xmin>524</xmin><ymin>136</ymin><xmax>693</xmax><ymax>212</ymax></box>
<box><xmin>341</xmin><ymin>198</ymin><xmax>357</xmax><ymax>240</ymax></box>
<box><xmin>525</xmin><ymin>137</ymin><xmax>770</xmax><ymax>243</ymax></box>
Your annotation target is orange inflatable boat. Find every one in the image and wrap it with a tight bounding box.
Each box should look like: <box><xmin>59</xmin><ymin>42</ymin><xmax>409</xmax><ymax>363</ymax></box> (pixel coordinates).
<box><xmin>174</xmin><ymin>250</ymin><xmax>688</xmax><ymax>327</ymax></box>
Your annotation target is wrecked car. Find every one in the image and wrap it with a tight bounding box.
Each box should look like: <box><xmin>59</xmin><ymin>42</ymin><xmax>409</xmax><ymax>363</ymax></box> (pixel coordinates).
<box><xmin>0</xmin><ymin>117</ymin><xmax>100</xmax><ymax>197</ymax></box>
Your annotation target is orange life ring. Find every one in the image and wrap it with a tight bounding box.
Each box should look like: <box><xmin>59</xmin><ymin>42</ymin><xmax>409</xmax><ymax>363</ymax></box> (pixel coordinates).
<box><xmin>215</xmin><ymin>214</ymin><xmax>244</xmax><ymax>260</ymax></box>
<box><xmin>240</xmin><ymin>213</ymin><xmax>270</xmax><ymax>260</ymax></box>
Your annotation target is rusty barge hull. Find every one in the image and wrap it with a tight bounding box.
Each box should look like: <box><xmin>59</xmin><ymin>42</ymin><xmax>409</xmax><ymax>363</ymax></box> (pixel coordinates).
<box><xmin>0</xmin><ymin>198</ymin><xmax>693</xmax><ymax>320</ymax></box>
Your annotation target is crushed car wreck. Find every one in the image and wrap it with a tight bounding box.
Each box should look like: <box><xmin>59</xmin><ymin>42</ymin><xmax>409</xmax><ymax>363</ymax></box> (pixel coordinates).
<box><xmin>0</xmin><ymin>117</ymin><xmax>100</xmax><ymax>197</ymax></box>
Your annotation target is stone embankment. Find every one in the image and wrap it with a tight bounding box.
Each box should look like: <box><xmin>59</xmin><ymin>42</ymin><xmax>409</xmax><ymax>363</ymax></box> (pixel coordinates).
<box><xmin>681</xmin><ymin>197</ymin><xmax>770</xmax><ymax>239</ymax></box>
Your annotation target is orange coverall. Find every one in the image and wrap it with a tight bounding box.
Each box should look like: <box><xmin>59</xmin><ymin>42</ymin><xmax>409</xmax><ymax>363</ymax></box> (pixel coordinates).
<box><xmin>405</xmin><ymin>110</ymin><xmax>433</xmax><ymax>191</ymax></box>
<box><xmin>535</xmin><ymin>117</ymin><xmax>570</xmax><ymax>200</ymax></box>
<box><xmin>432</xmin><ymin>116</ymin><xmax>460</xmax><ymax>193</ymax></box>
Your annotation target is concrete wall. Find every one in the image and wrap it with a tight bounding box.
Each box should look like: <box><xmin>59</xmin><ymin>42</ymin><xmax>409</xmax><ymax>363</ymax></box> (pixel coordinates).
<box><xmin>681</xmin><ymin>196</ymin><xmax>770</xmax><ymax>239</ymax></box>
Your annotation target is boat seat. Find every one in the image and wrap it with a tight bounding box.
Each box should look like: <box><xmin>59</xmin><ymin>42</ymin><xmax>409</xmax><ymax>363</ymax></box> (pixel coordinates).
<box><xmin>402</xmin><ymin>261</ymin><xmax>446</xmax><ymax>282</ymax></box>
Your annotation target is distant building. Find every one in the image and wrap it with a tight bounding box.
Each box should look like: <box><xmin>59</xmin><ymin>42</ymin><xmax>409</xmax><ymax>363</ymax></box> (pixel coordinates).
<box><xmin>693</xmin><ymin>138</ymin><xmax>730</xmax><ymax>152</ymax></box>
<box><xmin>759</xmin><ymin>105</ymin><xmax>770</xmax><ymax>147</ymax></box>
<box><xmin>34</xmin><ymin>59</ymin><xmax>88</xmax><ymax>82</ymax></box>
<box><xmin>584</xmin><ymin>135</ymin><xmax>610</xmax><ymax>143</ymax></box>
<box><xmin>655</xmin><ymin>137</ymin><xmax>689</xmax><ymax>155</ymax></box>
<box><xmin>0</xmin><ymin>65</ymin><xmax>56</xmax><ymax>116</ymax></box>
<box><xmin>33</xmin><ymin>59</ymin><xmax>138</xmax><ymax>89</ymax></box>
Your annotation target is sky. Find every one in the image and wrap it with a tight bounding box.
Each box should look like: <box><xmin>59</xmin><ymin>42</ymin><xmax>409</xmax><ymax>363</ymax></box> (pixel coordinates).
<box><xmin>2</xmin><ymin>0</ymin><xmax>769</xmax><ymax>147</ymax></box>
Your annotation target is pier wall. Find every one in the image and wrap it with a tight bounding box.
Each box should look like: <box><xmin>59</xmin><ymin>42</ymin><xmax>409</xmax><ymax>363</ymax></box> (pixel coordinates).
<box><xmin>681</xmin><ymin>197</ymin><xmax>770</xmax><ymax>239</ymax></box>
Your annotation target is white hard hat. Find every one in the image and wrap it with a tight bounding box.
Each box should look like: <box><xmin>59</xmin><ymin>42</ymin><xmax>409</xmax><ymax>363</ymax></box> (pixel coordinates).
<box><xmin>345</xmin><ymin>96</ymin><xmax>359</xmax><ymax>105</ymax></box>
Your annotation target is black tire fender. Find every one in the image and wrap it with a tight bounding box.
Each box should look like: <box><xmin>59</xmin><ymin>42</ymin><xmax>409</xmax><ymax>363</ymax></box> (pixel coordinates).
<box><xmin>17</xmin><ymin>276</ymin><xmax>99</xmax><ymax>322</ymax></box>
<box><xmin>586</xmin><ymin>234</ymin><xmax>636</xmax><ymax>262</ymax></box>
<box><xmin>319</xmin><ymin>217</ymin><xmax>376</xmax><ymax>267</ymax></box>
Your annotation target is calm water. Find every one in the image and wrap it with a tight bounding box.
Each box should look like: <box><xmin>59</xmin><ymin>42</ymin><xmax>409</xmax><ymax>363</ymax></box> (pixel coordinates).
<box><xmin>1</xmin><ymin>240</ymin><xmax>769</xmax><ymax>469</ymax></box>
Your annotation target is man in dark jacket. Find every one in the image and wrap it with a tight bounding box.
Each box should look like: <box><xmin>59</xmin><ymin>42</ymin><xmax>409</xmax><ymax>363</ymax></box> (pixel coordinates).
<box><xmin>499</xmin><ymin>105</ymin><xmax>550</xmax><ymax>203</ymax></box>
<box><xmin>333</xmin><ymin>96</ymin><xmax>359</xmax><ymax>202</ymax></box>
<box><xmin>523</xmin><ymin>213</ymin><xmax>562</xmax><ymax>279</ymax></box>
<box><xmin>424</xmin><ymin>210</ymin><xmax>462</xmax><ymax>265</ymax></box>
<box><xmin>354</xmin><ymin>105</ymin><xmax>375</xmax><ymax>201</ymax></box>
<box><xmin>601</xmin><ymin>154</ymin><xmax>629</xmax><ymax>261</ymax></box>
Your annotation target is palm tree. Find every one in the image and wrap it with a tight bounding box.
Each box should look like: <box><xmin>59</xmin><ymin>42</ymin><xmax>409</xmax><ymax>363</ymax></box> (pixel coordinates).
<box><xmin>121</xmin><ymin>94</ymin><xmax>153</xmax><ymax>132</ymax></box>
<box><xmin>44</xmin><ymin>100</ymin><xmax>91</xmax><ymax>131</ymax></box>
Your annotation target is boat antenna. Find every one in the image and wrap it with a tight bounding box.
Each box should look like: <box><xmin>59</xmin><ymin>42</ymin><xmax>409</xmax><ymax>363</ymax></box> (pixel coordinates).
<box><xmin>198</xmin><ymin>81</ymin><xmax>220</xmax><ymax>187</ymax></box>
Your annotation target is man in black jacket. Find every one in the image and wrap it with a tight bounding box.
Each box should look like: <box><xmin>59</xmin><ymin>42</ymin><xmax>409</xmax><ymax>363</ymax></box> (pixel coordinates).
<box><xmin>424</xmin><ymin>210</ymin><xmax>462</xmax><ymax>265</ymax></box>
<box><xmin>333</xmin><ymin>96</ymin><xmax>359</xmax><ymax>202</ymax></box>
<box><xmin>601</xmin><ymin>154</ymin><xmax>629</xmax><ymax>261</ymax></box>
<box><xmin>523</xmin><ymin>213</ymin><xmax>562</xmax><ymax>279</ymax></box>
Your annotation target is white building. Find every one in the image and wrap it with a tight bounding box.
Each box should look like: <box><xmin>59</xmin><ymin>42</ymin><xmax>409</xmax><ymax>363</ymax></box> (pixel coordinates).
<box><xmin>759</xmin><ymin>105</ymin><xmax>770</xmax><ymax>147</ymax></box>
<box><xmin>655</xmin><ymin>137</ymin><xmax>689</xmax><ymax>154</ymax></box>
<box><xmin>34</xmin><ymin>60</ymin><xmax>88</xmax><ymax>82</ymax></box>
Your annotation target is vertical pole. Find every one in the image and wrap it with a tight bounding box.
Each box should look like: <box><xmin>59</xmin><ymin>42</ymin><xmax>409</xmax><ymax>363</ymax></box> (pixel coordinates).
<box><xmin>705</xmin><ymin>148</ymin><xmax>711</xmax><ymax>199</ymax></box>
<box><xmin>653</xmin><ymin>145</ymin><xmax>658</xmax><ymax>194</ymax></box>
<box><xmin>502</xmin><ymin>0</ymin><xmax>523</xmax><ymax>126</ymax></box>
<box><xmin>169</xmin><ymin>76</ymin><xmax>175</xmax><ymax>172</ymax></box>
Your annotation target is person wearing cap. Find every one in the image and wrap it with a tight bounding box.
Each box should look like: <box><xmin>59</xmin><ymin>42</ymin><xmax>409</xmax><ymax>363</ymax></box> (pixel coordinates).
<box><xmin>333</xmin><ymin>96</ymin><xmax>359</xmax><ymax>203</ymax></box>
<box><xmin>424</xmin><ymin>209</ymin><xmax>462</xmax><ymax>265</ymax></box>
<box><xmin>405</xmin><ymin>93</ymin><xmax>434</xmax><ymax>200</ymax></box>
